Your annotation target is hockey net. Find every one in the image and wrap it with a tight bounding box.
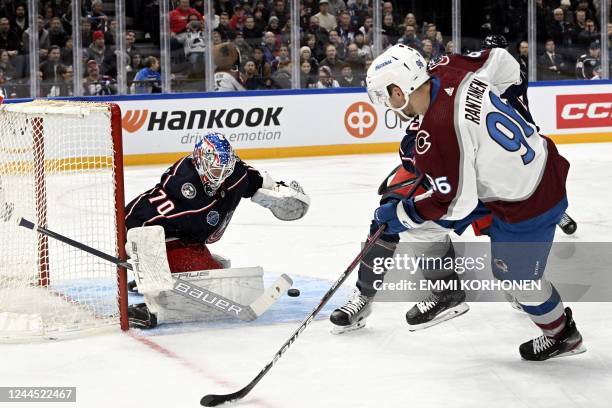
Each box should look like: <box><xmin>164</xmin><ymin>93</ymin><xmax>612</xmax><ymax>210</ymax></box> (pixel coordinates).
<box><xmin>0</xmin><ymin>100</ymin><xmax>128</xmax><ymax>341</ymax></box>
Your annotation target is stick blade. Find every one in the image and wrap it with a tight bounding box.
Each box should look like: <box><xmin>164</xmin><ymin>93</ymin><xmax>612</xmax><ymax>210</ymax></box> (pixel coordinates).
<box><xmin>200</xmin><ymin>391</ymin><xmax>244</xmax><ymax>406</ymax></box>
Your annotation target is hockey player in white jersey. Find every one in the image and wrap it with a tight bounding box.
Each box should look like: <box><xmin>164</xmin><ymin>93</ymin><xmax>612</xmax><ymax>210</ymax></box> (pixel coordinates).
<box><xmin>359</xmin><ymin>44</ymin><xmax>584</xmax><ymax>361</ymax></box>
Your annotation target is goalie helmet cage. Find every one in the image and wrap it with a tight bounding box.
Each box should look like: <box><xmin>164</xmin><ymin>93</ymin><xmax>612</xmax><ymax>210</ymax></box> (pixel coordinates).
<box><xmin>0</xmin><ymin>100</ymin><xmax>128</xmax><ymax>341</ymax></box>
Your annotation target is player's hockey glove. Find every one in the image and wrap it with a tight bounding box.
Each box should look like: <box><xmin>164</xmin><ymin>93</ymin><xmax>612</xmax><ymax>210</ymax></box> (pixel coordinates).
<box><xmin>252</xmin><ymin>172</ymin><xmax>310</xmax><ymax>221</ymax></box>
<box><xmin>374</xmin><ymin>198</ymin><xmax>424</xmax><ymax>234</ymax></box>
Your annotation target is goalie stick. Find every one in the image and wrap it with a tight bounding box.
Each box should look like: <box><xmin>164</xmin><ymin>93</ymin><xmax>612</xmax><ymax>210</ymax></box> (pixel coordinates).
<box><xmin>1</xmin><ymin>213</ymin><xmax>289</xmax><ymax>321</ymax></box>
<box><xmin>199</xmin><ymin>174</ymin><xmax>426</xmax><ymax>407</ymax></box>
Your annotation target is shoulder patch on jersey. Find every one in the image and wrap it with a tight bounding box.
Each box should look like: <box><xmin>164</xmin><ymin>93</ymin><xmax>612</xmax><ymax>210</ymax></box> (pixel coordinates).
<box><xmin>206</xmin><ymin>210</ymin><xmax>220</xmax><ymax>226</ymax></box>
<box><xmin>415</xmin><ymin>130</ymin><xmax>432</xmax><ymax>155</ymax></box>
<box><xmin>181</xmin><ymin>182</ymin><xmax>197</xmax><ymax>199</ymax></box>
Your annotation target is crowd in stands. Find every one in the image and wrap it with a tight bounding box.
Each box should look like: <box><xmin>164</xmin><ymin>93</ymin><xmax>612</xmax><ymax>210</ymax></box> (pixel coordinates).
<box><xmin>0</xmin><ymin>0</ymin><xmax>609</xmax><ymax>98</ymax></box>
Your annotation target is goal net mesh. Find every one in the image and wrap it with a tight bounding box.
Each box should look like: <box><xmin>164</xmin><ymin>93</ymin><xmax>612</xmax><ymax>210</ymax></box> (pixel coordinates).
<box><xmin>0</xmin><ymin>100</ymin><xmax>125</xmax><ymax>341</ymax></box>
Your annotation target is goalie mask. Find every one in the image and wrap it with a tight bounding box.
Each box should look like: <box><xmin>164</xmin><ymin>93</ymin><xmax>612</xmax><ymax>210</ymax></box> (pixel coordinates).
<box><xmin>192</xmin><ymin>133</ymin><xmax>237</xmax><ymax>195</ymax></box>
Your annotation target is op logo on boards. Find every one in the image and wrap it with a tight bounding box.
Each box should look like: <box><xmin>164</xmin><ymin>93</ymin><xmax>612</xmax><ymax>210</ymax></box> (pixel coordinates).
<box><xmin>344</xmin><ymin>102</ymin><xmax>377</xmax><ymax>138</ymax></box>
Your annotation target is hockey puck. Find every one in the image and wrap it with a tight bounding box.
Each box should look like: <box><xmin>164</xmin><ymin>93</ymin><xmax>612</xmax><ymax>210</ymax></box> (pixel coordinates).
<box><xmin>287</xmin><ymin>288</ymin><xmax>300</xmax><ymax>297</ymax></box>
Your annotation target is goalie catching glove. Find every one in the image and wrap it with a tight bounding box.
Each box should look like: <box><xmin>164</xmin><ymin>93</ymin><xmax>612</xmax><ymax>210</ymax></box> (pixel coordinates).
<box><xmin>252</xmin><ymin>172</ymin><xmax>310</xmax><ymax>221</ymax></box>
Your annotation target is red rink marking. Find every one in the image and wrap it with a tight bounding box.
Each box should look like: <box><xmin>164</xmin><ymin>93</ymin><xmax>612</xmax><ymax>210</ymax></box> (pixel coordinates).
<box><xmin>128</xmin><ymin>331</ymin><xmax>277</xmax><ymax>408</ymax></box>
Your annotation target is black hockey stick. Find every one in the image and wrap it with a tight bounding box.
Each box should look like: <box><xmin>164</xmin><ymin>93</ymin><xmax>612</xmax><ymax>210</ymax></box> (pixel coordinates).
<box><xmin>200</xmin><ymin>175</ymin><xmax>426</xmax><ymax>407</ymax></box>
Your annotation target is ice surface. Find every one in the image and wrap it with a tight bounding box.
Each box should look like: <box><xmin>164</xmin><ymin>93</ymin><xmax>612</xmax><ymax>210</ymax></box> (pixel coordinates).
<box><xmin>1</xmin><ymin>143</ymin><xmax>611</xmax><ymax>408</ymax></box>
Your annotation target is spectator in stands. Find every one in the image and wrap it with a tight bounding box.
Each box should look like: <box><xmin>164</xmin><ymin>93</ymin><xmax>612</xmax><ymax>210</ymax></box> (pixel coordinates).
<box><xmin>10</xmin><ymin>4</ymin><xmax>27</xmax><ymax>38</ymax></box>
<box><xmin>336</xmin><ymin>11</ymin><xmax>355</xmax><ymax>45</ymax></box>
<box><xmin>576</xmin><ymin>19</ymin><xmax>599</xmax><ymax>49</ymax></box>
<box><xmin>262</xmin><ymin>31</ymin><xmax>279</xmax><ymax>64</ymax></box>
<box><xmin>253</xmin><ymin>6</ymin><xmax>268</xmax><ymax>32</ymax></box>
<box><xmin>300</xmin><ymin>46</ymin><xmax>319</xmax><ymax>75</ymax></box>
<box><xmin>60</xmin><ymin>35</ymin><xmax>73</xmax><ymax>65</ymax></box>
<box><xmin>271</xmin><ymin>0</ymin><xmax>289</xmax><ymax>28</ymax></box>
<box><xmin>23</xmin><ymin>15</ymin><xmax>49</xmax><ymax>57</ymax></box>
<box><xmin>348</xmin><ymin>0</ymin><xmax>369</xmax><ymax>27</ymax></box>
<box><xmin>243</xmin><ymin>15</ymin><xmax>263</xmax><ymax>48</ymax></box>
<box><xmin>181</xmin><ymin>20</ymin><xmax>206</xmax><ymax>75</ymax></box>
<box><xmin>215</xmin><ymin>0</ymin><xmax>234</xmax><ymax>18</ymax></box>
<box><xmin>353</xmin><ymin>31</ymin><xmax>372</xmax><ymax>60</ymax></box>
<box><xmin>573</xmin><ymin>9</ymin><xmax>587</xmax><ymax>35</ymax></box>
<box><xmin>383</xmin><ymin>2</ymin><xmax>399</xmax><ymax>25</ymax></box>
<box><xmin>87</xmin><ymin>31</ymin><xmax>111</xmax><ymax>72</ymax></box>
<box><xmin>89</xmin><ymin>0</ymin><xmax>109</xmax><ymax>32</ymax></box>
<box><xmin>382</xmin><ymin>14</ymin><xmax>399</xmax><ymax>45</ymax></box>
<box><xmin>300</xmin><ymin>60</ymin><xmax>317</xmax><ymax>88</ymax></box>
<box><xmin>304</xmin><ymin>16</ymin><xmax>329</xmax><ymax>61</ymax></box>
<box><xmin>132</xmin><ymin>56</ymin><xmax>161</xmax><ymax>94</ymax></box>
<box><xmin>229</xmin><ymin>4</ymin><xmax>247</xmax><ymax>32</ymax></box>
<box><xmin>548</xmin><ymin>8</ymin><xmax>572</xmax><ymax>51</ymax></box>
<box><xmin>217</xmin><ymin>12</ymin><xmax>236</xmax><ymax>41</ymax></box>
<box><xmin>424</xmin><ymin>23</ymin><xmax>445</xmax><ymax>57</ymax></box>
<box><xmin>420</xmin><ymin>38</ymin><xmax>434</xmax><ymax>64</ymax></box>
<box><xmin>445</xmin><ymin>40</ymin><xmax>455</xmax><ymax>54</ymax></box>
<box><xmin>48</xmin><ymin>17</ymin><xmax>68</xmax><ymax>48</ymax></box>
<box><xmin>170</xmin><ymin>0</ymin><xmax>203</xmax><ymax>38</ymax></box>
<box><xmin>270</xmin><ymin>58</ymin><xmax>291</xmax><ymax>89</ymax></box>
<box><xmin>517</xmin><ymin>40</ymin><xmax>529</xmax><ymax>76</ymax></box>
<box><xmin>0</xmin><ymin>18</ymin><xmax>21</xmax><ymax>56</ymax></box>
<box><xmin>559</xmin><ymin>0</ymin><xmax>574</xmax><ymax>25</ymax></box>
<box><xmin>242</xmin><ymin>59</ymin><xmax>265</xmax><ymax>90</ymax></box>
<box><xmin>279</xmin><ymin>18</ymin><xmax>293</xmax><ymax>45</ymax></box>
<box><xmin>83</xmin><ymin>60</ymin><xmax>117</xmax><ymax>95</ymax></box>
<box><xmin>344</xmin><ymin>42</ymin><xmax>365</xmax><ymax>75</ymax></box>
<box><xmin>212</xmin><ymin>30</ymin><xmax>223</xmax><ymax>45</ymax></box>
<box><xmin>81</xmin><ymin>18</ymin><xmax>93</xmax><ymax>48</ymax></box>
<box><xmin>338</xmin><ymin>64</ymin><xmax>361</xmax><ymax>87</ymax></box>
<box><xmin>125</xmin><ymin>31</ymin><xmax>138</xmax><ymax>58</ymax></box>
<box><xmin>316</xmin><ymin>65</ymin><xmax>339</xmax><ymax>88</ymax></box>
<box><xmin>538</xmin><ymin>39</ymin><xmax>565</xmax><ymax>80</ymax></box>
<box><xmin>127</xmin><ymin>53</ymin><xmax>143</xmax><ymax>84</ymax></box>
<box><xmin>403</xmin><ymin>13</ymin><xmax>420</xmax><ymax>34</ymax></box>
<box><xmin>315</xmin><ymin>0</ymin><xmax>337</xmax><ymax>33</ymax></box>
<box><xmin>576</xmin><ymin>41</ymin><xmax>600</xmax><ymax>79</ymax></box>
<box><xmin>47</xmin><ymin>64</ymin><xmax>73</xmax><ymax>97</ymax></box>
<box><xmin>320</xmin><ymin>43</ymin><xmax>344</xmax><ymax>77</ymax></box>
<box><xmin>359</xmin><ymin>16</ymin><xmax>374</xmax><ymax>45</ymax></box>
<box><xmin>328</xmin><ymin>0</ymin><xmax>347</xmax><ymax>16</ymax></box>
<box><xmin>39</xmin><ymin>45</ymin><xmax>62</xmax><ymax>92</ymax></box>
<box><xmin>0</xmin><ymin>67</ymin><xmax>17</xmax><ymax>98</ymax></box>
<box><xmin>234</xmin><ymin>33</ymin><xmax>254</xmax><ymax>63</ymax></box>
<box><xmin>252</xmin><ymin>46</ymin><xmax>272</xmax><ymax>86</ymax></box>
<box><xmin>328</xmin><ymin>30</ymin><xmax>347</xmax><ymax>60</ymax></box>
<box><xmin>105</xmin><ymin>19</ymin><xmax>118</xmax><ymax>48</ymax></box>
<box><xmin>398</xmin><ymin>25</ymin><xmax>421</xmax><ymax>49</ymax></box>
<box><xmin>0</xmin><ymin>49</ymin><xmax>17</xmax><ymax>80</ymax></box>
<box><xmin>267</xmin><ymin>16</ymin><xmax>282</xmax><ymax>35</ymax></box>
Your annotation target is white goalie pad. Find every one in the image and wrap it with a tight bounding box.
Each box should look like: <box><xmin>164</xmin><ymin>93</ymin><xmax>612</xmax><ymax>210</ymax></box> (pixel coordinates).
<box><xmin>252</xmin><ymin>176</ymin><xmax>310</xmax><ymax>221</ymax></box>
<box><xmin>126</xmin><ymin>226</ymin><xmax>174</xmax><ymax>295</ymax></box>
<box><xmin>146</xmin><ymin>267</ymin><xmax>266</xmax><ymax>324</ymax></box>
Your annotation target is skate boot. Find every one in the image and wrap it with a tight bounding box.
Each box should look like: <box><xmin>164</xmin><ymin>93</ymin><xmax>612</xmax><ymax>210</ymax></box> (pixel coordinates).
<box><xmin>406</xmin><ymin>288</ymin><xmax>469</xmax><ymax>331</ymax></box>
<box><xmin>519</xmin><ymin>307</ymin><xmax>586</xmax><ymax>361</ymax></box>
<box><xmin>128</xmin><ymin>303</ymin><xmax>157</xmax><ymax>329</ymax></box>
<box><xmin>330</xmin><ymin>288</ymin><xmax>373</xmax><ymax>334</ymax></box>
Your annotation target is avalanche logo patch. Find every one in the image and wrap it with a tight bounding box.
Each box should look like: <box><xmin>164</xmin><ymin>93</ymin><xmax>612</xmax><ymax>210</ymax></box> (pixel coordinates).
<box><xmin>207</xmin><ymin>211</ymin><xmax>220</xmax><ymax>226</ymax></box>
<box><xmin>181</xmin><ymin>183</ymin><xmax>197</xmax><ymax>199</ymax></box>
<box><xmin>415</xmin><ymin>130</ymin><xmax>432</xmax><ymax>155</ymax></box>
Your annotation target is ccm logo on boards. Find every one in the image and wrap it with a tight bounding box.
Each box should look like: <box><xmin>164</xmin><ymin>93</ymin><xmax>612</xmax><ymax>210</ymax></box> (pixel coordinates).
<box><xmin>556</xmin><ymin>94</ymin><xmax>612</xmax><ymax>129</ymax></box>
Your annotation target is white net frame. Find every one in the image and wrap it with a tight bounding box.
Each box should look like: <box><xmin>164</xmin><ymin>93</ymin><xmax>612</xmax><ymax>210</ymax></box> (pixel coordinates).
<box><xmin>0</xmin><ymin>100</ymin><xmax>127</xmax><ymax>341</ymax></box>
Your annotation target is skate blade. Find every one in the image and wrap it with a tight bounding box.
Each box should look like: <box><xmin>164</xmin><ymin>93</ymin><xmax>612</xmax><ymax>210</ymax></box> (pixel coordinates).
<box><xmin>408</xmin><ymin>303</ymin><xmax>470</xmax><ymax>332</ymax></box>
<box><xmin>331</xmin><ymin>320</ymin><xmax>366</xmax><ymax>335</ymax></box>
